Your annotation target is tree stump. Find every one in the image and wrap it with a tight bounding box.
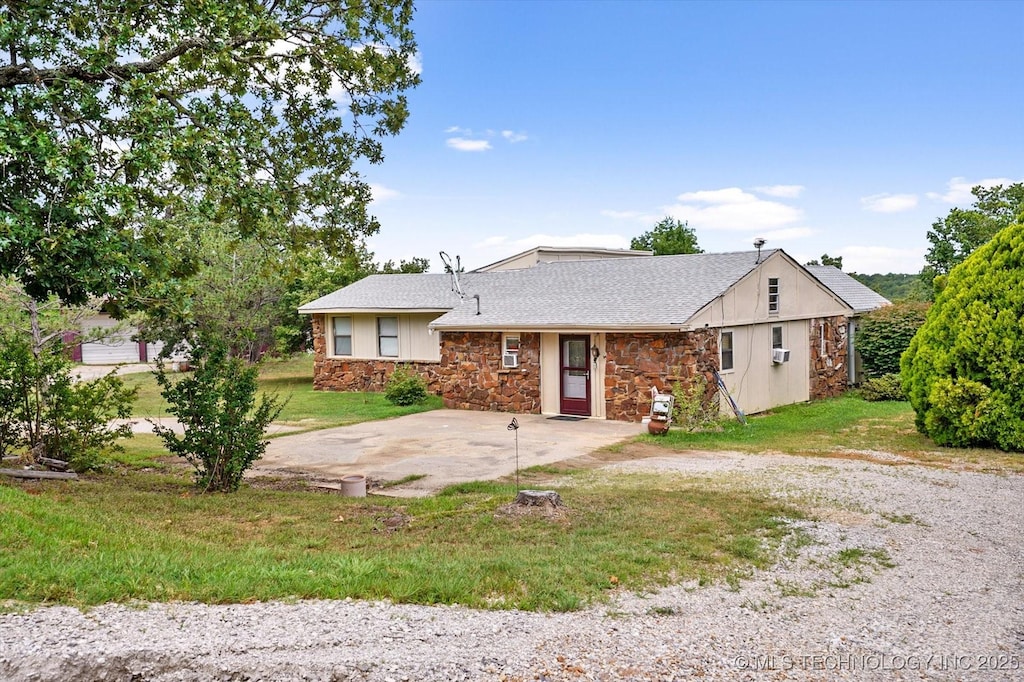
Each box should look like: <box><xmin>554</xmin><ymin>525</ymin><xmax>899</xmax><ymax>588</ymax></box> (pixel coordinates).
<box><xmin>513</xmin><ymin>489</ymin><xmax>564</xmax><ymax>508</ymax></box>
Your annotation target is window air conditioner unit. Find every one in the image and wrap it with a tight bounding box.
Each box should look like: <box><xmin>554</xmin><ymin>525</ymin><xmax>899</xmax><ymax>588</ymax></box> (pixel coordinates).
<box><xmin>502</xmin><ymin>353</ymin><xmax>519</xmax><ymax>368</ymax></box>
<box><xmin>772</xmin><ymin>348</ymin><xmax>791</xmax><ymax>364</ymax></box>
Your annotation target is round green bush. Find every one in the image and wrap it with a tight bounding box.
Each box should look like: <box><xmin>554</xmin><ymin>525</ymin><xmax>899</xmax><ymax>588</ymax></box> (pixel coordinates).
<box><xmin>901</xmin><ymin>223</ymin><xmax>1024</xmax><ymax>451</ymax></box>
<box><xmin>384</xmin><ymin>366</ymin><xmax>428</xmax><ymax>406</ymax></box>
<box><xmin>858</xmin><ymin>373</ymin><xmax>905</xmax><ymax>402</ymax></box>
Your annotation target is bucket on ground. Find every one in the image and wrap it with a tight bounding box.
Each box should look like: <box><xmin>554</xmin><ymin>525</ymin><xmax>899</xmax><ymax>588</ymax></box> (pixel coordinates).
<box><xmin>340</xmin><ymin>474</ymin><xmax>367</xmax><ymax>497</ymax></box>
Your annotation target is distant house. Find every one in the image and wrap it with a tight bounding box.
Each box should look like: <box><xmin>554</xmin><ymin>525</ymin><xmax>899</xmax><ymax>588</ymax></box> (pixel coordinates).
<box><xmin>67</xmin><ymin>313</ymin><xmax>185</xmax><ymax>365</ymax></box>
<box><xmin>299</xmin><ymin>248</ymin><xmax>886</xmax><ymax>421</ymax></box>
<box><xmin>474</xmin><ymin>246</ymin><xmax>653</xmax><ymax>271</ymax></box>
<box><xmin>805</xmin><ymin>266</ymin><xmax>891</xmax><ymax>384</ymax></box>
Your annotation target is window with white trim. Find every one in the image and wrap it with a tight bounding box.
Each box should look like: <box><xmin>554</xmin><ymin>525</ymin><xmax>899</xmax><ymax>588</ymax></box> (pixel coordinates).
<box><xmin>772</xmin><ymin>324</ymin><xmax>784</xmax><ymax>350</ymax></box>
<box><xmin>332</xmin><ymin>317</ymin><xmax>352</xmax><ymax>356</ymax></box>
<box><xmin>768</xmin><ymin>277</ymin><xmax>780</xmax><ymax>314</ymax></box>
<box><xmin>720</xmin><ymin>331</ymin><xmax>734</xmax><ymax>371</ymax></box>
<box><xmin>502</xmin><ymin>334</ymin><xmax>520</xmax><ymax>368</ymax></box>
<box><xmin>377</xmin><ymin>317</ymin><xmax>398</xmax><ymax>357</ymax></box>
<box><xmin>503</xmin><ymin>334</ymin><xmax>520</xmax><ymax>356</ymax></box>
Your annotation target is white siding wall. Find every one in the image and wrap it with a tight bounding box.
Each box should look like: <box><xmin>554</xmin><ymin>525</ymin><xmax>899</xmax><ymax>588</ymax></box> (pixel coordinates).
<box><xmin>79</xmin><ymin>314</ymin><xmax>141</xmax><ymax>364</ymax></box>
<box><xmin>691</xmin><ymin>252</ymin><xmax>849</xmax><ymax>415</ymax></box>
<box><xmin>327</xmin><ymin>313</ymin><xmax>441</xmax><ymax>361</ymax></box>
<box><xmin>716</xmin><ymin>321</ymin><xmax>809</xmax><ymax>415</ymax></box>
<box><xmin>540</xmin><ymin>333</ymin><xmax>559</xmax><ymax>415</ymax></box>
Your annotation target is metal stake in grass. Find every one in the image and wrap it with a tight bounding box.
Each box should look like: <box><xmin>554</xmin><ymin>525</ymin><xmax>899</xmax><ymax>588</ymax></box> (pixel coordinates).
<box><xmin>507</xmin><ymin>417</ymin><xmax>520</xmax><ymax>492</ymax></box>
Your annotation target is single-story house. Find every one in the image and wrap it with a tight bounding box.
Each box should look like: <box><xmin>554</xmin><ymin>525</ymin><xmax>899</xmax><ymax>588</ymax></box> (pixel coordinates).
<box><xmin>298</xmin><ymin>247</ymin><xmax>888</xmax><ymax>422</ymax></box>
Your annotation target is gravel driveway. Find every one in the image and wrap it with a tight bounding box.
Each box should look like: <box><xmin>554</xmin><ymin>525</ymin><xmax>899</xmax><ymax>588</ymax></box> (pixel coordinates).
<box><xmin>2</xmin><ymin>451</ymin><xmax>1021</xmax><ymax>681</ymax></box>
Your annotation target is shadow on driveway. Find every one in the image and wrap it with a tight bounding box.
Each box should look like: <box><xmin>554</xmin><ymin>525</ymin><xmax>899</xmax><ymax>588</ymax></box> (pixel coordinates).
<box><xmin>258</xmin><ymin>410</ymin><xmax>641</xmax><ymax>496</ymax></box>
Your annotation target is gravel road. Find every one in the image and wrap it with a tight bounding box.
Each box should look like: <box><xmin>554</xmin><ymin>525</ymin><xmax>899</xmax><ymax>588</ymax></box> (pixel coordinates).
<box><xmin>2</xmin><ymin>451</ymin><xmax>1022</xmax><ymax>681</ymax></box>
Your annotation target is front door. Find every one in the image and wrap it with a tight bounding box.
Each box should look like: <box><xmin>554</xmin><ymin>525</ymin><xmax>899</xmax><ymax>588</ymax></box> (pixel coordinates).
<box><xmin>559</xmin><ymin>335</ymin><xmax>591</xmax><ymax>416</ymax></box>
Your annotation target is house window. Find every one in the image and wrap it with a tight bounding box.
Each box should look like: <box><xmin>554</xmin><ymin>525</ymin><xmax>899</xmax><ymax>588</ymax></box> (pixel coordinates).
<box><xmin>819</xmin><ymin>322</ymin><xmax>826</xmax><ymax>356</ymax></box>
<box><xmin>720</xmin><ymin>331</ymin><xmax>734</xmax><ymax>371</ymax></box>
<box><xmin>332</xmin><ymin>317</ymin><xmax>352</xmax><ymax>356</ymax></box>
<box><xmin>503</xmin><ymin>334</ymin><xmax>520</xmax><ymax>368</ymax></box>
<box><xmin>768</xmin><ymin>277</ymin><xmax>780</xmax><ymax>314</ymax></box>
<box><xmin>378</xmin><ymin>317</ymin><xmax>398</xmax><ymax>357</ymax></box>
<box><xmin>772</xmin><ymin>324</ymin><xmax>784</xmax><ymax>350</ymax></box>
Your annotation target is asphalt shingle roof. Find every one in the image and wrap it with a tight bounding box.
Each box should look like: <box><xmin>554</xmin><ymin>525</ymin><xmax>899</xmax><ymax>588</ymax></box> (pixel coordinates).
<box><xmin>301</xmin><ymin>250</ymin><xmax>780</xmax><ymax>329</ymax></box>
<box><xmin>805</xmin><ymin>266</ymin><xmax>890</xmax><ymax>314</ymax></box>
<box><xmin>298</xmin><ymin>273</ymin><xmax>462</xmax><ymax>311</ymax></box>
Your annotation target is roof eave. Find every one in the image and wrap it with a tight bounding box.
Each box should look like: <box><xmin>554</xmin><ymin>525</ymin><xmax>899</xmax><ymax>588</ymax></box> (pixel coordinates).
<box><xmin>428</xmin><ymin>322</ymin><xmax>694</xmax><ymax>333</ymax></box>
<box><xmin>299</xmin><ymin>307</ymin><xmax>452</xmax><ymax>315</ymax></box>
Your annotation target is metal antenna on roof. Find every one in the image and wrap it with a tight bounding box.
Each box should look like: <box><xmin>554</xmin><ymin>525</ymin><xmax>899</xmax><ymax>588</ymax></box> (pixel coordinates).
<box><xmin>439</xmin><ymin>251</ymin><xmax>465</xmax><ymax>298</ymax></box>
<box><xmin>753</xmin><ymin>238</ymin><xmax>766</xmax><ymax>264</ymax></box>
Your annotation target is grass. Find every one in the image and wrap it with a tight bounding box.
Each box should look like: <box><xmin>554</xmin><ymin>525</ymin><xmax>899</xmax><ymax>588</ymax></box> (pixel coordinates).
<box><xmin>0</xmin><ymin>464</ymin><xmax>801</xmax><ymax>611</ymax></box>
<box><xmin>637</xmin><ymin>394</ymin><xmax>1024</xmax><ymax>472</ymax></box>
<box><xmin>120</xmin><ymin>354</ymin><xmax>442</xmax><ymax>432</ymax></box>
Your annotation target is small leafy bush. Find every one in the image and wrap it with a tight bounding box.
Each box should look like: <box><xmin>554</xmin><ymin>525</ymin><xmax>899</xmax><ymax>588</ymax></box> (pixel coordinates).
<box><xmin>671</xmin><ymin>374</ymin><xmax>720</xmax><ymax>432</ymax></box>
<box><xmin>154</xmin><ymin>337</ymin><xmax>284</xmax><ymax>492</ymax></box>
<box><xmin>384</xmin><ymin>366</ymin><xmax>428</xmax><ymax>406</ymax></box>
<box><xmin>44</xmin><ymin>370</ymin><xmax>136</xmax><ymax>472</ymax></box>
<box><xmin>858</xmin><ymin>373</ymin><xmax>905</xmax><ymax>402</ymax></box>
<box><xmin>0</xmin><ymin>336</ymin><xmax>30</xmax><ymax>458</ymax></box>
<box><xmin>0</xmin><ymin>332</ymin><xmax>134</xmax><ymax>470</ymax></box>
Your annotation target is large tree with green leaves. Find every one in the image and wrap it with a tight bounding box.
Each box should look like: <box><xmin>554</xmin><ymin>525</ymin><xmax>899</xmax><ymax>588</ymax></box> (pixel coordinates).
<box><xmin>921</xmin><ymin>183</ymin><xmax>1024</xmax><ymax>295</ymax></box>
<box><xmin>902</xmin><ymin>223</ymin><xmax>1024</xmax><ymax>451</ymax></box>
<box><xmin>0</xmin><ymin>0</ymin><xmax>419</xmax><ymax>306</ymax></box>
<box><xmin>141</xmin><ymin>231</ymin><xmax>430</xmax><ymax>359</ymax></box>
<box><xmin>630</xmin><ymin>217</ymin><xmax>703</xmax><ymax>255</ymax></box>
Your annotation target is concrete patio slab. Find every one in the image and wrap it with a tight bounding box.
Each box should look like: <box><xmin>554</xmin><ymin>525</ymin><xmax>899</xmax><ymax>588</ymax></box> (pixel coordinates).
<box><xmin>258</xmin><ymin>410</ymin><xmax>641</xmax><ymax>495</ymax></box>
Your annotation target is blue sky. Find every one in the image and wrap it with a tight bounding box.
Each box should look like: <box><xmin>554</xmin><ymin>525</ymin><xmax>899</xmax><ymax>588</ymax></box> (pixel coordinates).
<box><xmin>361</xmin><ymin>0</ymin><xmax>1024</xmax><ymax>274</ymax></box>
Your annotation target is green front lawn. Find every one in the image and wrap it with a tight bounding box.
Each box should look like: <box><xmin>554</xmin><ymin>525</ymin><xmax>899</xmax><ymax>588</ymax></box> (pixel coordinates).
<box><xmin>636</xmin><ymin>394</ymin><xmax>1024</xmax><ymax>472</ymax></box>
<box><xmin>121</xmin><ymin>354</ymin><xmax>441</xmax><ymax>432</ymax></box>
<box><xmin>0</xmin><ymin>465</ymin><xmax>799</xmax><ymax>611</ymax></box>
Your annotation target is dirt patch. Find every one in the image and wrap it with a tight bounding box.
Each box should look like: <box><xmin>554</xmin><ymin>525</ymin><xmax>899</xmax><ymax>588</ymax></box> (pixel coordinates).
<box><xmin>494</xmin><ymin>500</ymin><xmax>571</xmax><ymax>524</ymax></box>
<box><xmin>551</xmin><ymin>441</ymin><xmax>725</xmax><ymax>472</ymax></box>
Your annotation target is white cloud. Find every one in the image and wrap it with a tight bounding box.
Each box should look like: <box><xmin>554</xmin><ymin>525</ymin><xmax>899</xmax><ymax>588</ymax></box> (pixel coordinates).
<box><xmin>369</xmin><ymin>183</ymin><xmax>401</xmax><ymax>203</ymax></box>
<box><xmin>408</xmin><ymin>52</ymin><xmax>423</xmax><ymax>75</ymax></box>
<box><xmin>677</xmin><ymin>188</ymin><xmax>756</xmax><ymax>204</ymax></box>
<box><xmin>753</xmin><ymin>184</ymin><xmax>805</xmax><ymax>198</ymax></box>
<box><xmin>836</xmin><ymin>245</ymin><xmax>926</xmax><ymax>274</ymax></box>
<box><xmin>860</xmin><ymin>193</ymin><xmax>918</xmax><ymax>213</ymax></box>
<box><xmin>474</xmin><ymin>233</ymin><xmax>630</xmax><ymax>251</ymax></box>
<box><xmin>444</xmin><ymin>126</ymin><xmax>527</xmax><ymax>150</ymax></box>
<box><xmin>600</xmin><ymin>209</ymin><xmax>663</xmax><ymax>224</ymax></box>
<box><xmin>446</xmin><ymin>137</ymin><xmax>492</xmax><ymax>152</ymax></box>
<box><xmin>664</xmin><ymin>187</ymin><xmax>803</xmax><ymax>231</ymax></box>
<box><xmin>756</xmin><ymin>227</ymin><xmax>816</xmax><ymax>241</ymax></box>
<box><xmin>926</xmin><ymin>176</ymin><xmax>1018</xmax><ymax>204</ymax></box>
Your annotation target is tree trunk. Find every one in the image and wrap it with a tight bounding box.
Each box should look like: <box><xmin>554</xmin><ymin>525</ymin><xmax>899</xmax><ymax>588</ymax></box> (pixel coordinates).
<box><xmin>513</xmin><ymin>490</ymin><xmax>564</xmax><ymax>508</ymax></box>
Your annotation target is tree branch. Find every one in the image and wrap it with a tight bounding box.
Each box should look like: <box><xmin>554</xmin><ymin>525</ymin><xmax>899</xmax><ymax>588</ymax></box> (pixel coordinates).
<box><xmin>0</xmin><ymin>35</ymin><xmax>260</xmax><ymax>88</ymax></box>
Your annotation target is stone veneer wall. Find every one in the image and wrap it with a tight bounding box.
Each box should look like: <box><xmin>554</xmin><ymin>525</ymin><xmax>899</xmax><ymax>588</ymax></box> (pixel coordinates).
<box><xmin>809</xmin><ymin>315</ymin><xmax>849</xmax><ymax>400</ymax></box>
<box><xmin>603</xmin><ymin>329</ymin><xmax>719</xmax><ymax>422</ymax></box>
<box><xmin>435</xmin><ymin>331</ymin><xmax>541</xmax><ymax>413</ymax></box>
<box><xmin>310</xmin><ymin>314</ymin><xmax>441</xmax><ymax>393</ymax></box>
